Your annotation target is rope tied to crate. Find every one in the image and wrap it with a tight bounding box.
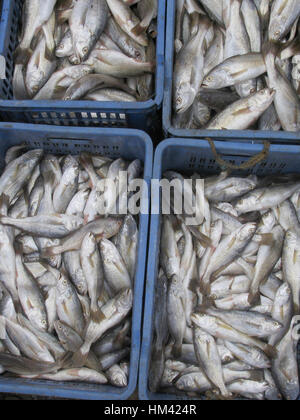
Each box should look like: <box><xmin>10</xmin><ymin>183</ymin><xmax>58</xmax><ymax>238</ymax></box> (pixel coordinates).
<box><xmin>207</xmin><ymin>138</ymin><xmax>270</xmax><ymax>171</ymax></box>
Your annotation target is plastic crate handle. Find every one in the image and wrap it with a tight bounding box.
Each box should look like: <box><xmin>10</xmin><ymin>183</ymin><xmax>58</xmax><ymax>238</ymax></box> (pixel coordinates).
<box><xmin>207</xmin><ymin>138</ymin><xmax>271</xmax><ymax>171</ymax></box>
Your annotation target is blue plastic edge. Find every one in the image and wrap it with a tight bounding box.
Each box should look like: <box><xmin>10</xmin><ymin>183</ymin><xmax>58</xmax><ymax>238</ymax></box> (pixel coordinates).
<box><xmin>162</xmin><ymin>1</ymin><xmax>300</xmax><ymax>142</ymax></box>
<box><xmin>0</xmin><ymin>0</ymin><xmax>165</xmax><ymax>111</ymax></box>
<box><xmin>0</xmin><ymin>123</ymin><xmax>153</xmax><ymax>400</ymax></box>
<box><xmin>139</xmin><ymin>138</ymin><xmax>300</xmax><ymax>401</ymax></box>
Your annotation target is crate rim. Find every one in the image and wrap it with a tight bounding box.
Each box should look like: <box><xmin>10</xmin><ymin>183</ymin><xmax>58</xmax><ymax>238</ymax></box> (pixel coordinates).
<box><xmin>0</xmin><ymin>122</ymin><xmax>153</xmax><ymax>400</ymax></box>
<box><xmin>162</xmin><ymin>0</ymin><xmax>300</xmax><ymax>140</ymax></box>
<box><xmin>0</xmin><ymin>0</ymin><xmax>165</xmax><ymax>111</ymax></box>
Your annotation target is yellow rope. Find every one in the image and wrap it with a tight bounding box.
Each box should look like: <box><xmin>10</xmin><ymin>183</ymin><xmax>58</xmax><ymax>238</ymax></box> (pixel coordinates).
<box><xmin>207</xmin><ymin>138</ymin><xmax>270</xmax><ymax>171</ymax></box>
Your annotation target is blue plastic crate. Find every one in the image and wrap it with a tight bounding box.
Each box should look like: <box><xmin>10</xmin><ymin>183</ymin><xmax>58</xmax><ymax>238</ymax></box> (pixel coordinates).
<box><xmin>0</xmin><ymin>0</ymin><xmax>165</xmax><ymax>134</ymax></box>
<box><xmin>163</xmin><ymin>1</ymin><xmax>300</xmax><ymax>142</ymax></box>
<box><xmin>139</xmin><ymin>138</ymin><xmax>300</xmax><ymax>400</ymax></box>
<box><xmin>0</xmin><ymin>122</ymin><xmax>153</xmax><ymax>400</ymax></box>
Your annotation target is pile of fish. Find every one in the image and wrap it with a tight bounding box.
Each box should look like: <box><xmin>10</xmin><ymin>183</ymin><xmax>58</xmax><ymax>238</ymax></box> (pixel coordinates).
<box><xmin>0</xmin><ymin>145</ymin><xmax>141</xmax><ymax>387</ymax></box>
<box><xmin>13</xmin><ymin>0</ymin><xmax>157</xmax><ymax>101</ymax></box>
<box><xmin>173</xmin><ymin>0</ymin><xmax>300</xmax><ymax>131</ymax></box>
<box><xmin>150</xmin><ymin>170</ymin><xmax>300</xmax><ymax>400</ymax></box>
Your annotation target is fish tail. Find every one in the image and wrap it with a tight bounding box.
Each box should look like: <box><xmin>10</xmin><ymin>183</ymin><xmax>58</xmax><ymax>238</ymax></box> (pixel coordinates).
<box><xmin>248</xmin><ymin>290</ymin><xmax>260</xmax><ymax>306</ymax></box>
<box><xmin>14</xmin><ymin>47</ymin><xmax>32</xmax><ymax>65</ymax></box>
<box><xmin>71</xmin><ymin>349</ymin><xmax>89</xmax><ymax>368</ymax></box>
<box><xmin>172</xmin><ymin>342</ymin><xmax>182</xmax><ymax>359</ymax></box>
<box><xmin>149</xmin><ymin>60</ymin><xmax>156</xmax><ymax>73</ymax></box>
<box><xmin>131</xmin><ymin>23</ymin><xmax>147</xmax><ymax>37</ymax></box>
<box><xmin>41</xmin><ymin>246</ymin><xmax>60</xmax><ymax>258</ymax></box>
<box><xmin>90</xmin><ymin>307</ymin><xmax>103</xmax><ymax>323</ymax></box>
<box><xmin>262</xmin><ymin>40</ymin><xmax>280</xmax><ymax>69</ymax></box>
<box><xmin>58</xmin><ymin>351</ymin><xmax>73</xmax><ymax>369</ymax></box>
<box><xmin>263</xmin><ymin>344</ymin><xmax>277</xmax><ymax>359</ymax></box>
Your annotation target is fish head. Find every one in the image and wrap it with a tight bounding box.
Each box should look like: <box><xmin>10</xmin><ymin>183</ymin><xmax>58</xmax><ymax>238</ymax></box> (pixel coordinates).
<box><xmin>69</xmin><ymin>54</ymin><xmax>81</xmax><ymax>65</ymax></box>
<box><xmin>37</xmin><ymin>316</ymin><xmax>48</xmax><ymax>332</ymax></box>
<box><xmin>249</xmin><ymin>88</ymin><xmax>276</xmax><ymax>112</ymax></box>
<box><xmin>26</xmin><ymin>70</ymin><xmax>45</xmax><ymax>97</ymax></box>
<box><xmin>65</xmin><ymin>215</ymin><xmax>84</xmax><ymax>232</ymax></box>
<box><xmin>111</xmin><ymin>371</ymin><xmax>127</xmax><ymax>387</ymax></box>
<box><xmin>285</xmin><ymin>229</ymin><xmax>298</xmax><ymax>248</ymax></box>
<box><xmin>284</xmin><ymin>380</ymin><xmax>300</xmax><ymax>401</ymax></box>
<box><xmin>74</xmin><ymin>35</ymin><xmax>93</xmax><ymax>63</ymax></box>
<box><xmin>174</xmin><ymin>83</ymin><xmax>195</xmax><ymax>114</ymax></box>
<box><xmin>74</xmin><ymin>270</ymin><xmax>88</xmax><ymax>295</ymax></box>
<box><xmin>260</xmin><ymin>210</ymin><xmax>276</xmax><ymax>229</ymax></box>
<box><xmin>237</xmin><ymin>223</ymin><xmax>257</xmax><ymax>241</ymax></box>
<box><xmin>56</xmin><ymin>273</ymin><xmax>71</xmax><ymax>295</ymax></box>
<box><xmin>175</xmin><ymin>374</ymin><xmax>195</xmax><ymax>391</ymax></box>
<box><xmin>54</xmin><ymin>320</ymin><xmax>70</xmax><ymax>344</ymax></box>
<box><xmin>276</xmin><ymin>282</ymin><xmax>292</xmax><ymax>303</ymax></box>
<box><xmin>191</xmin><ymin>312</ymin><xmax>215</xmax><ymax>331</ymax></box>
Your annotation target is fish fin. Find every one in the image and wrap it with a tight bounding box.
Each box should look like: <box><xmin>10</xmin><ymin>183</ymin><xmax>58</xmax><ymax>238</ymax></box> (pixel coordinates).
<box><xmin>131</xmin><ymin>23</ymin><xmax>147</xmax><ymax>37</ymax></box>
<box><xmin>56</xmin><ymin>8</ymin><xmax>71</xmax><ymax>25</ymax></box>
<box><xmin>41</xmin><ymin>246</ymin><xmax>59</xmax><ymax>258</ymax></box>
<box><xmin>70</xmin><ymin>349</ymin><xmax>89</xmax><ymax>368</ymax></box>
<box><xmin>14</xmin><ymin>47</ymin><xmax>32</xmax><ymax>65</ymax></box>
<box><xmin>248</xmin><ymin>291</ymin><xmax>260</xmax><ymax>306</ymax></box>
<box><xmin>44</xmin><ymin>46</ymin><xmax>55</xmax><ymax>62</ymax></box>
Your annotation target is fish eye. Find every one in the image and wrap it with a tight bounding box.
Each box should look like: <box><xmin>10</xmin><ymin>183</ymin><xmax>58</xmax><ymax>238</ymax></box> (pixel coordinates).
<box><xmin>41</xmin><ymin>320</ymin><xmax>47</xmax><ymax>326</ymax></box>
<box><xmin>275</xmin><ymin>30</ymin><xmax>280</xmax><ymax>36</ymax></box>
<box><xmin>63</xmin><ymin>280</ymin><xmax>68</xmax><ymax>286</ymax></box>
<box><xmin>83</xmin><ymin>47</ymin><xmax>88</xmax><ymax>54</ymax></box>
<box><xmin>65</xmin><ymin>96</ymin><xmax>71</xmax><ymax>101</ymax></box>
<box><xmin>176</xmin><ymin>97</ymin><xmax>182</xmax><ymax>105</ymax></box>
<box><xmin>60</xmin><ymin>43</ymin><xmax>64</xmax><ymax>49</ymax></box>
<box><xmin>211</xmin><ymin>294</ymin><xmax>217</xmax><ymax>300</ymax></box>
<box><xmin>57</xmin><ymin>324</ymin><xmax>62</xmax><ymax>330</ymax></box>
<box><xmin>250</xmin><ymin>88</ymin><xmax>256</xmax><ymax>94</ymax></box>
